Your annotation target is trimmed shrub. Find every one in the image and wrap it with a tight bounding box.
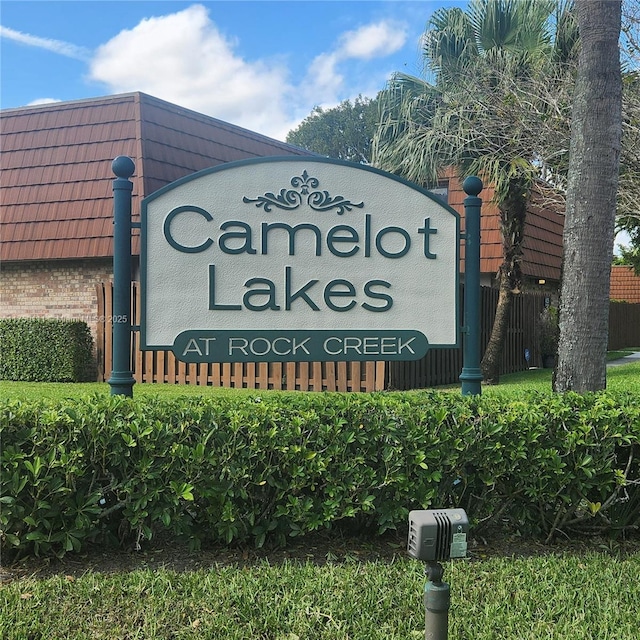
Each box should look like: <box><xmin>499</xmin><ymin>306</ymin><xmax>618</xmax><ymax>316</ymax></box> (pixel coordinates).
<box><xmin>0</xmin><ymin>319</ymin><xmax>94</xmax><ymax>382</ymax></box>
<box><xmin>1</xmin><ymin>390</ymin><xmax>638</xmax><ymax>559</ymax></box>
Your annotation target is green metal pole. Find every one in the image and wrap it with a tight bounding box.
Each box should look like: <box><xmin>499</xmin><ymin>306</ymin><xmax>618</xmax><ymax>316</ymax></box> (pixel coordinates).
<box><xmin>424</xmin><ymin>562</ymin><xmax>450</xmax><ymax>640</ymax></box>
<box><xmin>459</xmin><ymin>176</ymin><xmax>483</xmax><ymax>396</ymax></box>
<box><xmin>108</xmin><ymin>156</ymin><xmax>136</xmax><ymax>397</ymax></box>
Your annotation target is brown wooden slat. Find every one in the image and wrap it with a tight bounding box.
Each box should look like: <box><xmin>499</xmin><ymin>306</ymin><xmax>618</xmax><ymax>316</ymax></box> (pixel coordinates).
<box><xmin>298</xmin><ymin>362</ymin><xmax>309</xmax><ymax>391</ymax></box>
<box><xmin>222</xmin><ymin>363</ymin><xmax>231</xmax><ymax>387</ymax></box>
<box><xmin>337</xmin><ymin>362</ymin><xmax>347</xmax><ymax>392</ymax></box>
<box><xmin>177</xmin><ymin>359</ymin><xmax>186</xmax><ymax>385</ymax></box>
<box><xmin>245</xmin><ymin>362</ymin><xmax>256</xmax><ymax>389</ymax></box>
<box><xmin>232</xmin><ymin>363</ymin><xmax>244</xmax><ymax>388</ymax></box>
<box><xmin>363</xmin><ymin>362</ymin><xmax>374</xmax><ymax>392</ymax></box>
<box><xmin>312</xmin><ymin>362</ymin><xmax>322</xmax><ymax>391</ymax></box>
<box><xmin>257</xmin><ymin>362</ymin><xmax>268</xmax><ymax>389</ymax></box>
<box><xmin>270</xmin><ymin>362</ymin><xmax>282</xmax><ymax>389</ymax></box>
<box><xmin>325</xmin><ymin>362</ymin><xmax>336</xmax><ymax>391</ymax></box>
<box><xmin>156</xmin><ymin>350</ymin><xmax>165</xmax><ymax>384</ymax></box>
<box><xmin>211</xmin><ymin>363</ymin><xmax>221</xmax><ymax>386</ymax></box>
<box><xmin>285</xmin><ymin>362</ymin><xmax>296</xmax><ymax>390</ymax></box>
<box><xmin>375</xmin><ymin>362</ymin><xmax>386</xmax><ymax>391</ymax></box>
<box><xmin>144</xmin><ymin>349</ymin><xmax>153</xmax><ymax>384</ymax></box>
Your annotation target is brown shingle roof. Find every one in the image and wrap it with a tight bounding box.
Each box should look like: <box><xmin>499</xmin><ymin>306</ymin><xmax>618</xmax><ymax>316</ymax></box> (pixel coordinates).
<box><xmin>444</xmin><ymin>168</ymin><xmax>564</xmax><ymax>281</ymax></box>
<box><xmin>1</xmin><ymin>92</ymin><xmax>312</xmax><ymax>262</ymax></box>
<box><xmin>610</xmin><ymin>265</ymin><xmax>640</xmax><ymax>302</ymax></box>
<box><xmin>521</xmin><ymin>184</ymin><xmax>564</xmax><ymax>281</ymax></box>
<box><xmin>1</xmin><ymin>92</ymin><xmax>565</xmax><ymax>279</ymax></box>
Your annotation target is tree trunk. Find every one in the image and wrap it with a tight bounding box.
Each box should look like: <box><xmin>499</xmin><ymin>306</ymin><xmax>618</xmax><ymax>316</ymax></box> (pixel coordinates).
<box><xmin>481</xmin><ymin>267</ymin><xmax>513</xmax><ymax>384</ymax></box>
<box><xmin>554</xmin><ymin>0</ymin><xmax>622</xmax><ymax>392</ymax></box>
<box><xmin>480</xmin><ymin>181</ymin><xmax>527</xmax><ymax>384</ymax></box>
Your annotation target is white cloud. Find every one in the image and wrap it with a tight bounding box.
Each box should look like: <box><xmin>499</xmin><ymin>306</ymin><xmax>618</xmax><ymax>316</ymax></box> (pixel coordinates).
<box><xmin>4</xmin><ymin>5</ymin><xmax>409</xmax><ymax>140</ymax></box>
<box><xmin>27</xmin><ymin>98</ymin><xmax>62</xmax><ymax>106</ymax></box>
<box><xmin>305</xmin><ymin>52</ymin><xmax>344</xmax><ymax>100</ymax></box>
<box><xmin>339</xmin><ymin>21</ymin><xmax>408</xmax><ymax>60</ymax></box>
<box><xmin>0</xmin><ymin>25</ymin><xmax>90</xmax><ymax>61</ymax></box>
<box><xmin>88</xmin><ymin>4</ymin><xmax>295</xmax><ymax>139</ymax></box>
<box><xmin>301</xmin><ymin>19</ymin><xmax>408</xmax><ymax>109</ymax></box>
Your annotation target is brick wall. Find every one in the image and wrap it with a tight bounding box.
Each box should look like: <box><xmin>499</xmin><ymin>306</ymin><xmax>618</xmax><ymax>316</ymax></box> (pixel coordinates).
<box><xmin>0</xmin><ymin>259</ymin><xmax>113</xmax><ymax>340</ymax></box>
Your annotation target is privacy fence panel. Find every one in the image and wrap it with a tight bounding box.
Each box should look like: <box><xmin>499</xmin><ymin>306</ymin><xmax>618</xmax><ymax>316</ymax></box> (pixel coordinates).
<box><xmin>608</xmin><ymin>301</ymin><xmax>640</xmax><ymax>350</ymax></box>
<box><xmin>387</xmin><ymin>287</ymin><xmax>548</xmax><ymax>390</ymax></box>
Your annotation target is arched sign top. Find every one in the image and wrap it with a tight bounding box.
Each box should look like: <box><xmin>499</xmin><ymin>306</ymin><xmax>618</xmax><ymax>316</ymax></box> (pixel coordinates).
<box><xmin>140</xmin><ymin>156</ymin><xmax>460</xmax><ymax>363</ymax></box>
<box><xmin>143</xmin><ymin>155</ymin><xmax>461</xmax><ymax>218</ymax></box>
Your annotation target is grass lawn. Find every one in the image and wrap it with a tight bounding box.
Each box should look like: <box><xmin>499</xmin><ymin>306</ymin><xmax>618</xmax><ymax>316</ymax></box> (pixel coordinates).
<box><xmin>2</xmin><ymin>359</ymin><xmax>640</xmax><ymax>639</ymax></box>
<box><xmin>2</xmin><ymin>357</ymin><xmax>639</xmax><ymax>402</ymax></box>
<box><xmin>439</xmin><ymin>358</ymin><xmax>640</xmax><ymax>395</ymax></box>
<box><xmin>2</xmin><ymin>550</ymin><xmax>639</xmax><ymax>640</ymax></box>
<box><xmin>607</xmin><ymin>348</ymin><xmax>637</xmax><ymax>360</ymax></box>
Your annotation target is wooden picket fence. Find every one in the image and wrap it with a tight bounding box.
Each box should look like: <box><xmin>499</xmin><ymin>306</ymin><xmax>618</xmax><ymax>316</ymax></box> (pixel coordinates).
<box><xmin>96</xmin><ymin>283</ymin><xmax>384</xmax><ymax>392</ymax></box>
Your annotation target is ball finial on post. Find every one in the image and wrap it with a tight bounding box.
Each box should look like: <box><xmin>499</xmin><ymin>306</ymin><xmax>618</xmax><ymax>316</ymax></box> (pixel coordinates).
<box><xmin>112</xmin><ymin>156</ymin><xmax>135</xmax><ymax>179</ymax></box>
<box><xmin>463</xmin><ymin>176</ymin><xmax>483</xmax><ymax>197</ymax></box>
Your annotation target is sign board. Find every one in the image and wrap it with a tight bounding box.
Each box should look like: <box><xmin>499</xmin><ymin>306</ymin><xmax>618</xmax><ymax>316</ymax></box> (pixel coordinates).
<box><xmin>140</xmin><ymin>157</ymin><xmax>460</xmax><ymax>362</ymax></box>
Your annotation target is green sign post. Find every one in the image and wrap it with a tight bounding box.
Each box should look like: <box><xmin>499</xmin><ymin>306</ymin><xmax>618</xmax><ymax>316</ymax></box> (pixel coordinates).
<box><xmin>460</xmin><ymin>177</ymin><xmax>484</xmax><ymax>396</ymax></box>
<box><xmin>108</xmin><ymin>156</ymin><xmax>136</xmax><ymax>397</ymax></box>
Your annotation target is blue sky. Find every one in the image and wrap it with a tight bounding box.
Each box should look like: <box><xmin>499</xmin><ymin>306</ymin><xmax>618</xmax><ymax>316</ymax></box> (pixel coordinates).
<box><xmin>1</xmin><ymin>0</ymin><xmax>463</xmax><ymax>140</ymax></box>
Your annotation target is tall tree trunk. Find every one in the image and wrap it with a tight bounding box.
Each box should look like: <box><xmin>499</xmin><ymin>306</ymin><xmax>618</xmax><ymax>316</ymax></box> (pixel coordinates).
<box><xmin>481</xmin><ymin>181</ymin><xmax>527</xmax><ymax>384</ymax></box>
<box><xmin>554</xmin><ymin>0</ymin><xmax>622</xmax><ymax>392</ymax></box>
<box><xmin>481</xmin><ymin>267</ymin><xmax>513</xmax><ymax>384</ymax></box>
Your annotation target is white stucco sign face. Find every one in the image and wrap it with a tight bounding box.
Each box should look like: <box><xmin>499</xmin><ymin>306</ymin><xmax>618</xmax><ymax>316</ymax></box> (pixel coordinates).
<box><xmin>140</xmin><ymin>157</ymin><xmax>459</xmax><ymax>362</ymax></box>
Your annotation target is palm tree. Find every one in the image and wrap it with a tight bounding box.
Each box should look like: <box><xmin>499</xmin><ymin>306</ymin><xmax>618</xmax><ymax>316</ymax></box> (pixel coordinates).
<box><xmin>372</xmin><ymin>0</ymin><xmax>578</xmax><ymax>384</ymax></box>
<box><xmin>554</xmin><ymin>0</ymin><xmax>622</xmax><ymax>392</ymax></box>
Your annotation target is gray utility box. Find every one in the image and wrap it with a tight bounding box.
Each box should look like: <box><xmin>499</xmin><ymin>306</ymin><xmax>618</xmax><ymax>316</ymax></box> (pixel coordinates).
<box><xmin>407</xmin><ymin>509</ymin><xmax>469</xmax><ymax>562</ymax></box>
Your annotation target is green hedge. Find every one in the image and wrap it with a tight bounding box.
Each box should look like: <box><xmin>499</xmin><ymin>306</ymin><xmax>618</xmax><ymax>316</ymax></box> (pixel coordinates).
<box><xmin>1</xmin><ymin>391</ymin><xmax>638</xmax><ymax>559</ymax></box>
<box><xmin>0</xmin><ymin>319</ymin><xmax>94</xmax><ymax>382</ymax></box>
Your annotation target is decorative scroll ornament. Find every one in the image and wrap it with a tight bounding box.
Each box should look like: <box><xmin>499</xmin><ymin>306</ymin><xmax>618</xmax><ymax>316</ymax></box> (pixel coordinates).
<box><xmin>243</xmin><ymin>170</ymin><xmax>364</xmax><ymax>215</ymax></box>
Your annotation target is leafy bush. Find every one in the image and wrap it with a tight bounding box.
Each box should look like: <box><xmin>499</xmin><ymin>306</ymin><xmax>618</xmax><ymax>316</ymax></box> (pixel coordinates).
<box><xmin>1</xmin><ymin>391</ymin><xmax>638</xmax><ymax>559</ymax></box>
<box><xmin>0</xmin><ymin>319</ymin><xmax>94</xmax><ymax>382</ymax></box>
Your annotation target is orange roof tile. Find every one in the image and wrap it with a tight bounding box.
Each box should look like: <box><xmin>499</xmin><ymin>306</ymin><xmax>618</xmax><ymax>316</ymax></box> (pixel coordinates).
<box><xmin>442</xmin><ymin>167</ymin><xmax>564</xmax><ymax>281</ymax></box>
<box><xmin>610</xmin><ymin>265</ymin><xmax>640</xmax><ymax>302</ymax></box>
<box><xmin>1</xmin><ymin>93</ymin><xmax>565</xmax><ymax>279</ymax></box>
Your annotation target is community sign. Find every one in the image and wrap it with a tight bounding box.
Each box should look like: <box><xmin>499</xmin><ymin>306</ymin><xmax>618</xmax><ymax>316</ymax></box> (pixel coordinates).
<box><xmin>140</xmin><ymin>157</ymin><xmax>460</xmax><ymax>363</ymax></box>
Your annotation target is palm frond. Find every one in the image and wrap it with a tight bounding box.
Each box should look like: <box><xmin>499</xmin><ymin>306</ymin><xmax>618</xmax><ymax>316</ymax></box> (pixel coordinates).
<box><xmin>372</xmin><ymin>0</ymin><xmax>576</xmax><ymax>206</ymax></box>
